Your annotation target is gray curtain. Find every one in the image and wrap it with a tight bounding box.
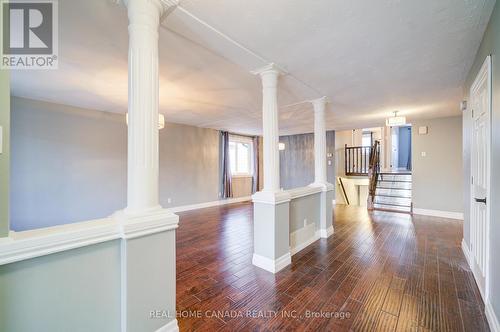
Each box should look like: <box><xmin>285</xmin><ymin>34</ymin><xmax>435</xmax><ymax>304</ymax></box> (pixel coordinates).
<box><xmin>220</xmin><ymin>131</ymin><xmax>233</xmax><ymax>198</ymax></box>
<box><xmin>252</xmin><ymin>136</ymin><xmax>260</xmax><ymax>193</ymax></box>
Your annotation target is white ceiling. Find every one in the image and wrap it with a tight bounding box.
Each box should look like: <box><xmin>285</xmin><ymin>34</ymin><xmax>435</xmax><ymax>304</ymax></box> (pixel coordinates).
<box><xmin>11</xmin><ymin>0</ymin><xmax>496</xmax><ymax>135</ymax></box>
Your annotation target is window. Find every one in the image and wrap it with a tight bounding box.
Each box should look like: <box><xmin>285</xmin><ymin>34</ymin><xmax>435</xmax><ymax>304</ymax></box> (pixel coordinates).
<box><xmin>362</xmin><ymin>132</ymin><xmax>372</xmax><ymax>147</ymax></box>
<box><xmin>229</xmin><ymin>135</ymin><xmax>253</xmax><ymax>176</ymax></box>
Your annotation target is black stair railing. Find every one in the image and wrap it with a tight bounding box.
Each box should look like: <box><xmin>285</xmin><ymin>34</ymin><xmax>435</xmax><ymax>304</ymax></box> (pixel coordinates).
<box><xmin>344</xmin><ymin>144</ymin><xmax>378</xmax><ymax>176</ymax></box>
<box><xmin>367</xmin><ymin>141</ymin><xmax>381</xmax><ymax>210</ymax></box>
<box><xmin>344</xmin><ymin>145</ymin><xmax>371</xmax><ymax>176</ymax></box>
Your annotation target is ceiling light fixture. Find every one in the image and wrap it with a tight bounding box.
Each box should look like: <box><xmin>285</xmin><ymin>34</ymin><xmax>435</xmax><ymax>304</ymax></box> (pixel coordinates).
<box><xmin>385</xmin><ymin>111</ymin><xmax>406</xmax><ymax>127</ymax></box>
<box><xmin>126</xmin><ymin>113</ymin><xmax>165</xmax><ymax>130</ymax></box>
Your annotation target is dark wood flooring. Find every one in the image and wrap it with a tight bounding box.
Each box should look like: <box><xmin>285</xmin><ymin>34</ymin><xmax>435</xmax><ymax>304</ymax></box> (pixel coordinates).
<box><xmin>176</xmin><ymin>202</ymin><xmax>489</xmax><ymax>331</ymax></box>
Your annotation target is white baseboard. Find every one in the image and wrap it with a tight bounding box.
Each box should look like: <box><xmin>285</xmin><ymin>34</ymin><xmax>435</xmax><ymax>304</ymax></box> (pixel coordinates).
<box><xmin>252</xmin><ymin>252</ymin><xmax>291</xmax><ymax>274</ymax></box>
<box><xmin>319</xmin><ymin>225</ymin><xmax>334</xmax><ymax>239</ymax></box>
<box><xmin>169</xmin><ymin>196</ymin><xmax>251</xmax><ymax>213</ymax></box>
<box><xmin>156</xmin><ymin>319</ymin><xmax>179</xmax><ymax>332</ymax></box>
<box><xmin>486</xmin><ymin>301</ymin><xmax>500</xmax><ymax>332</ymax></box>
<box><xmin>461</xmin><ymin>239</ymin><xmax>471</xmax><ymax>266</ymax></box>
<box><xmin>413</xmin><ymin>208</ymin><xmax>463</xmax><ymax>220</ymax></box>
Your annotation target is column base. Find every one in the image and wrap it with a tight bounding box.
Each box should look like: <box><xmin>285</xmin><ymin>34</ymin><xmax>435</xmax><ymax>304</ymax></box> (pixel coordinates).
<box><xmin>319</xmin><ymin>225</ymin><xmax>334</xmax><ymax>238</ymax></box>
<box><xmin>112</xmin><ymin>207</ymin><xmax>179</xmax><ymax>239</ymax></box>
<box><xmin>252</xmin><ymin>252</ymin><xmax>291</xmax><ymax>274</ymax></box>
<box><xmin>112</xmin><ymin>207</ymin><xmax>179</xmax><ymax>331</ymax></box>
<box><xmin>252</xmin><ymin>190</ymin><xmax>291</xmax><ymax>274</ymax></box>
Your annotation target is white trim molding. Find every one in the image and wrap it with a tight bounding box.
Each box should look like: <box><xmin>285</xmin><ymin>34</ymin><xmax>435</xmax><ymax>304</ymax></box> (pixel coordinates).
<box><xmin>287</xmin><ymin>186</ymin><xmax>322</xmax><ymax>199</ymax></box>
<box><xmin>156</xmin><ymin>319</ymin><xmax>180</xmax><ymax>332</ymax></box>
<box><xmin>486</xmin><ymin>301</ymin><xmax>500</xmax><ymax>332</ymax></box>
<box><xmin>169</xmin><ymin>196</ymin><xmax>251</xmax><ymax>213</ymax></box>
<box><xmin>252</xmin><ymin>252</ymin><xmax>291</xmax><ymax>274</ymax></box>
<box><xmin>0</xmin><ymin>219</ymin><xmax>118</xmax><ymax>265</ymax></box>
<box><xmin>319</xmin><ymin>226</ymin><xmax>334</xmax><ymax>239</ymax></box>
<box><xmin>0</xmin><ymin>209</ymin><xmax>179</xmax><ymax>265</ymax></box>
<box><xmin>252</xmin><ymin>190</ymin><xmax>291</xmax><ymax>205</ymax></box>
<box><xmin>413</xmin><ymin>208</ymin><xmax>463</xmax><ymax>220</ymax></box>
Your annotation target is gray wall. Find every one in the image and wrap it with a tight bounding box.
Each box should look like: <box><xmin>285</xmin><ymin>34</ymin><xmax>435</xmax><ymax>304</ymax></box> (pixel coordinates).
<box><xmin>10</xmin><ymin>97</ymin><xmax>220</xmax><ymax>231</ymax></box>
<box><xmin>0</xmin><ymin>241</ymin><xmax>121</xmax><ymax>332</ymax></box>
<box><xmin>279</xmin><ymin>131</ymin><xmax>335</xmax><ymax>190</ymax></box>
<box><xmin>412</xmin><ymin>116</ymin><xmax>463</xmax><ymax>213</ymax></box>
<box><xmin>464</xmin><ymin>1</ymin><xmax>500</xmax><ymax>320</ymax></box>
<box><xmin>398</xmin><ymin>126</ymin><xmax>411</xmax><ymax>169</ymax></box>
<box><xmin>0</xmin><ymin>70</ymin><xmax>9</xmax><ymax>236</ymax></box>
<box><xmin>289</xmin><ymin>193</ymin><xmax>321</xmax><ymax>233</ymax></box>
<box><xmin>159</xmin><ymin>122</ymin><xmax>220</xmax><ymax>206</ymax></box>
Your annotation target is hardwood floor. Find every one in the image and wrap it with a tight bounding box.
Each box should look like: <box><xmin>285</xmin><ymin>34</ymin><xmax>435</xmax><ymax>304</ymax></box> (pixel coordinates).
<box><xmin>176</xmin><ymin>202</ymin><xmax>489</xmax><ymax>332</ymax></box>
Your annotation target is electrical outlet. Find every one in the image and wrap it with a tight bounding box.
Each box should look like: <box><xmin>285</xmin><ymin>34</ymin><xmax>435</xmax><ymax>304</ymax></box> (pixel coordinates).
<box><xmin>421</xmin><ymin>151</ymin><xmax>426</xmax><ymax>157</ymax></box>
<box><xmin>167</xmin><ymin>198</ymin><xmax>172</xmax><ymax>204</ymax></box>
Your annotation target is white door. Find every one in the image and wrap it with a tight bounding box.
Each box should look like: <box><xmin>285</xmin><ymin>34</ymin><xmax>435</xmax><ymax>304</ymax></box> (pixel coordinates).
<box><xmin>391</xmin><ymin>127</ymin><xmax>399</xmax><ymax>169</ymax></box>
<box><xmin>470</xmin><ymin>56</ymin><xmax>491</xmax><ymax>299</ymax></box>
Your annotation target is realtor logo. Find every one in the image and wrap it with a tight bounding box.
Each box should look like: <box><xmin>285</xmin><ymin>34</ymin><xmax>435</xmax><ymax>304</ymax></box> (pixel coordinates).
<box><xmin>1</xmin><ymin>0</ymin><xmax>58</xmax><ymax>69</ymax></box>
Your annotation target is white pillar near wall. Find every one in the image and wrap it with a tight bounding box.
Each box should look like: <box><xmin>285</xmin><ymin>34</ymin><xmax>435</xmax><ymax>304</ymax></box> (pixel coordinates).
<box><xmin>251</xmin><ymin>63</ymin><xmax>291</xmax><ymax>273</ymax></box>
<box><xmin>309</xmin><ymin>97</ymin><xmax>334</xmax><ymax>238</ymax></box>
<box><xmin>114</xmin><ymin>1</ymin><xmax>179</xmax><ymax>331</ymax></box>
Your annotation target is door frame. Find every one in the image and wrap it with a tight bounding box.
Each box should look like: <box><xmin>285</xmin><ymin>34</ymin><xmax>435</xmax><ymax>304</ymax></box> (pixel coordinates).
<box><xmin>469</xmin><ymin>55</ymin><xmax>492</xmax><ymax>302</ymax></box>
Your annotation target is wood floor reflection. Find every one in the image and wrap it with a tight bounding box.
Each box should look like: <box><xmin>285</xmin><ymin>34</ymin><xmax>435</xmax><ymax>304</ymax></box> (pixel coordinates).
<box><xmin>176</xmin><ymin>203</ymin><xmax>489</xmax><ymax>332</ymax></box>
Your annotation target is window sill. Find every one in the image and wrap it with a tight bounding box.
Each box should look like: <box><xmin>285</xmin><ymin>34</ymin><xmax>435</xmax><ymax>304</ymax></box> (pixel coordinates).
<box><xmin>232</xmin><ymin>174</ymin><xmax>253</xmax><ymax>179</ymax></box>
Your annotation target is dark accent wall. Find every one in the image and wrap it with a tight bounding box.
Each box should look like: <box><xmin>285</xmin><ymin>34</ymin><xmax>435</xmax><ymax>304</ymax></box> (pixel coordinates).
<box><xmin>464</xmin><ymin>1</ymin><xmax>500</xmax><ymax>320</ymax></box>
<box><xmin>279</xmin><ymin>131</ymin><xmax>335</xmax><ymax>190</ymax></box>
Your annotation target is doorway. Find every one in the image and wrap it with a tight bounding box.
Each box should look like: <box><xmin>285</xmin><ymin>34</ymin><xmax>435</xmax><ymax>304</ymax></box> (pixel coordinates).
<box><xmin>469</xmin><ymin>55</ymin><xmax>491</xmax><ymax>300</ymax></box>
<box><xmin>389</xmin><ymin>125</ymin><xmax>412</xmax><ymax>171</ymax></box>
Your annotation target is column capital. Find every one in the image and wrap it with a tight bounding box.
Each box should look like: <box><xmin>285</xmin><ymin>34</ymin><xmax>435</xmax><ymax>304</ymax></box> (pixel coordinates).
<box><xmin>311</xmin><ymin>96</ymin><xmax>328</xmax><ymax>108</ymax></box>
<box><xmin>120</xmin><ymin>0</ymin><xmax>179</xmax><ymax>21</ymax></box>
<box><xmin>251</xmin><ymin>63</ymin><xmax>286</xmax><ymax>77</ymax></box>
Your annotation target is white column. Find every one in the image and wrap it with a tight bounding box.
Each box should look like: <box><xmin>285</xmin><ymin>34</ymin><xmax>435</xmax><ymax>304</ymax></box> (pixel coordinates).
<box><xmin>313</xmin><ymin>96</ymin><xmax>327</xmax><ymax>185</ymax></box>
<box><xmin>310</xmin><ymin>97</ymin><xmax>334</xmax><ymax>239</ymax></box>
<box><xmin>124</xmin><ymin>0</ymin><xmax>177</xmax><ymax>213</ymax></box>
<box><xmin>253</xmin><ymin>63</ymin><xmax>281</xmax><ymax>192</ymax></box>
<box><xmin>116</xmin><ymin>1</ymin><xmax>179</xmax><ymax>331</ymax></box>
<box><xmin>251</xmin><ymin>64</ymin><xmax>291</xmax><ymax>273</ymax></box>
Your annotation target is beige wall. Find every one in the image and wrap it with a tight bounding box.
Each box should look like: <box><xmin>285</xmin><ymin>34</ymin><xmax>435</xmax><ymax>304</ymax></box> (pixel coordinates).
<box><xmin>412</xmin><ymin>116</ymin><xmax>463</xmax><ymax>213</ymax></box>
<box><xmin>232</xmin><ymin>176</ymin><xmax>253</xmax><ymax>197</ymax></box>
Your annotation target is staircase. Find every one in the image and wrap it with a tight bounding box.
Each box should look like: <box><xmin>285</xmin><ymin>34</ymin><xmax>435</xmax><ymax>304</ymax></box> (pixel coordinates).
<box><xmin>372</xmin><ymin>172</ymin><xmax>412</xmax><ymax>213</ymax></box>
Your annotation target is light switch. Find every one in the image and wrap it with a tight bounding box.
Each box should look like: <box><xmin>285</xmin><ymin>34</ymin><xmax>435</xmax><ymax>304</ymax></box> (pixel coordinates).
<box><xmin>421</xmin><ymin>151</ymin><xmax>426</xmax><ymax>157</ymax></box>
<box><xmin>328</xmin><ymin>160</ymin><xmax>332</xmax><ymax>166</ymax></box>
